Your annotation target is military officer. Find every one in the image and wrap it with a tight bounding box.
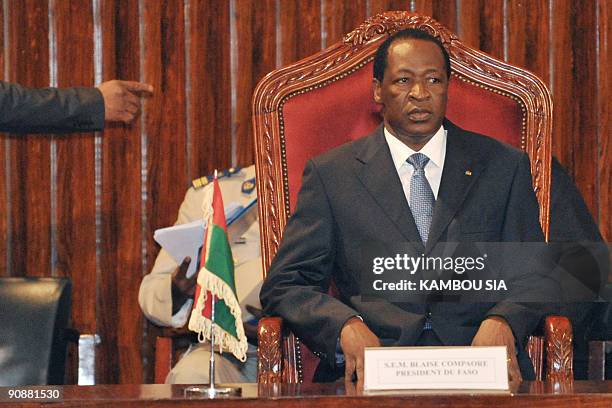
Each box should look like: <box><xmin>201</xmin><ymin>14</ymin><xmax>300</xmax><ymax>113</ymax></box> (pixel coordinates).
<box><xmin>139</xmin><ymin>165</ymin><xmax>261</xmax><ymax>383</ymax></box>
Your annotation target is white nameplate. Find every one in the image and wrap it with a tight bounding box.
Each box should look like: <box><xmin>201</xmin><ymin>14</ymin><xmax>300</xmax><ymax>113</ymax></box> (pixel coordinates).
<box><xmin>364</xmin><ymin>346</ymin><xmax>509</xmax><ymax>391</ymax></box>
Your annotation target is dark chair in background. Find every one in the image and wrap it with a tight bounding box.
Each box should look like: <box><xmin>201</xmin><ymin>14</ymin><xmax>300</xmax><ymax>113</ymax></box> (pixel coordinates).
<box><xmin>0</xmin><ymin>277</ymin><xmax>72</xmax><ymax>385</ymax></box>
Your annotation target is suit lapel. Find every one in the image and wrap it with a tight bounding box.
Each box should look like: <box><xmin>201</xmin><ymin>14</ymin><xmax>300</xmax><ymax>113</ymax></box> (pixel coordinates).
<box><xmin>354</xmin><ymin>126</ymin><xmax>425</xmax><ymax>251</ymax></box>
<box><xmin>425</xmin><ymin>123</ymin><xmax>482</xmax><ymax>253</ymax></box>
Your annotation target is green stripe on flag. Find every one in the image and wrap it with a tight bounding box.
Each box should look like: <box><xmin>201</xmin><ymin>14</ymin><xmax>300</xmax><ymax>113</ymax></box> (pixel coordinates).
<box><xmin>213</xmin><ymin>299</ymin><xmax>238</xmax><ymax>338</ymax></box>
<box><xmin>204</xmin><ymin>224</ymin><xmax>236</xmax><ymax>293</ymax></box>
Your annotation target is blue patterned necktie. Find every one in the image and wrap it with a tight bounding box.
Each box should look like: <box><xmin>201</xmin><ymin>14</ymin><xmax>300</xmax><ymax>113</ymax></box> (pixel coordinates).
<box><xmin>407</xmin><ymin>153</ymin><xmax>435</xmax><ymax>243</ymax></box>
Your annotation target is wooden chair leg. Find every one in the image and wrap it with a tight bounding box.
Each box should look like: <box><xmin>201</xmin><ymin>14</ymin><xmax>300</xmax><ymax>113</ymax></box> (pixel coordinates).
<box><xmin>545</xmin><ymin>316</ymin><xmax>573</xmax><ymax>381</ymax></box>
<box><xmin>257</xmin><ymin>317</ymin><xmax>283</xmax><ymax>384</ymax></box>
<box><xmin>526</xmin><ymin>335</ymin><xmax>544</xmax><ymax>380</ymax></box>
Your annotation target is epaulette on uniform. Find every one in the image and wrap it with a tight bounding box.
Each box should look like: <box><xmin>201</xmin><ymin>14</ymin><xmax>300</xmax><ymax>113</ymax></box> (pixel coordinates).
<box><xmin>241</xmin><ymin>177</ymin><xmax>256</xmax><ymax>194</ymax></box>
<box><xmin>191</xmin><ymin>166</ymin><xmax>242</xmax><ymax>190</ymax></box>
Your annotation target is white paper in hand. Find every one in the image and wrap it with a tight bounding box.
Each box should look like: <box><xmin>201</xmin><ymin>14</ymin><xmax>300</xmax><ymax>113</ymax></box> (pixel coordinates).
<box><xmin>154</xmin><ymin>219</ymin><xmax>206</xmax><ymax>278</ymax></box>
<box><xmin>153</xmin><ymin>202</ymin><xmax>243</xmax><ymax>278</ymax></box>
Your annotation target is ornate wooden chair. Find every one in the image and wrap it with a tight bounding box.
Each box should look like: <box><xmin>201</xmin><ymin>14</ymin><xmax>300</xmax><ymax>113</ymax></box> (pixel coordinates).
<box><xmin>252</xmin><ymin>11</ymin><xmax>572</xmax><ymax>384</ymax></box>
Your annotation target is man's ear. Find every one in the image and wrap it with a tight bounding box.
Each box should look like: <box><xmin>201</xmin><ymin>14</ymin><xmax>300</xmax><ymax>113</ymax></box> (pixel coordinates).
<box><xmin>372</xmin><ymin>78</ymin><xmax>383</xmax><ymax>104</ymax></box>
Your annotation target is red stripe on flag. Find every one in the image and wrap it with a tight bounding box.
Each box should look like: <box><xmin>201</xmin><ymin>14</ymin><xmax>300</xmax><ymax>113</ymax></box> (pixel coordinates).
<box><xmin>199</xmin><ymin>290</ymin><xmax>214</xmax><ymax>319</ymax></box>
<box><xmin>197</xmin><ymin>177</ymin><xmax>227</xmax><ymax>278</ymax></box>
<box><xmin>197</xmin><ymin>177</ymin><xmax>226</xmax><ymax>320</ymax></box>
<box><xmin>212</xmin><ymin>177</ymin><xmax>228</xmax><ymax>232</ymax></box>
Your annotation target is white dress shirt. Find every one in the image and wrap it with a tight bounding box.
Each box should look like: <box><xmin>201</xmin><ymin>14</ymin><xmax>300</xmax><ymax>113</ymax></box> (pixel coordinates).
<box><xmin>384</xmin><ymin>125</ymin><xmax>447</xmax><ymax>203</ymax></box>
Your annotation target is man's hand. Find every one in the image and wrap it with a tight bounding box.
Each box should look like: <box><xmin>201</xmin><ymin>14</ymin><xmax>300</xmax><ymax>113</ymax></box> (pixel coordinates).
<box><xmin>471</xmin><ymin>316</ymin><xmax>522</xmax><ymax>383</ymax></box>
<box><xmin>170</xmin><ymin>256</ymin><xmax>197</xmax><ymax>314</ymax></box>
<box><xmin>97</xmin><ymin>80</ymin><xmax>153</xmax><ymax>124</ymax></box>
<box><xmin>340</xmin><ymin>317</ymin><xmax>380</xmax><ymax>382</ymax></box>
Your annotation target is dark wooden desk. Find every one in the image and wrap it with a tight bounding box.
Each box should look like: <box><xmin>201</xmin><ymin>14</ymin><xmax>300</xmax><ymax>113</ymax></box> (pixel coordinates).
<box><xmin>1</xmin><ymin>382</ymin><xmax>611</xmax><ymax>407</ymax></box>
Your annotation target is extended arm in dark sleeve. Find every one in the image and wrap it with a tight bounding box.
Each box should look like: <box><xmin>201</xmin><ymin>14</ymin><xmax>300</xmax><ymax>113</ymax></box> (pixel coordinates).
<box><xmin>0</xmin><ymin>81</ymin><xmax>104</xmax><ymax>133</ymax></box>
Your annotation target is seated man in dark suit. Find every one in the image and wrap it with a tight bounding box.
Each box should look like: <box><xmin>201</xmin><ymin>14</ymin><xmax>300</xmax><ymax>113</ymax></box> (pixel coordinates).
<box><xmin>260</xmin><ymin>28</ymin><xmax>561</xmax><ymax>384</ymax></box>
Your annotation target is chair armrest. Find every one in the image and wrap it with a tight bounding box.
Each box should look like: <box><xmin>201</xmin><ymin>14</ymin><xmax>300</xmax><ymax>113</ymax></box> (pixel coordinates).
<box><xmin>257</xmin><ymin>315</ymin><xmax>575</xmax><ymax>384</ymax></box>
<box><xmin>528</xmin><ymin>316</ymin><xmax>574</xmax><ymax>381</ymax></box>
<box><xmin>257</xmin><ymin>317</ymin><xmax>283</xmax><ymax>383</ymax></box>
<box><xmin>544</xmin><ymin>315</ymin><xmax>573</xmax><ymax>381</ymax></box>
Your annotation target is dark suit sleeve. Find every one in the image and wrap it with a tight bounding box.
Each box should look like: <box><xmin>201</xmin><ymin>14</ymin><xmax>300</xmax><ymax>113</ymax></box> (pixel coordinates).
<box><xmin>550</xmin><ymin>158</ymin><xmax>604</xmax><ymax>243</ymax></box>
<box><xmin>260</xmin><ymin>160</ymin><xmax>359</xmax><ymax>364</ymax></box>
<box><xmin>486</xmin><ymin>153</ymin><xmax>559</xmax><ymax>346</ymax></box>
<box><xmin>0</xmin><ymin>81</ymin><xmax>104</xmax><ymax>133</ymax></box>
<box><xmin>548</xmin><ymin>158</ymin><xmax>609</xmax><ymax>378</ymax></box>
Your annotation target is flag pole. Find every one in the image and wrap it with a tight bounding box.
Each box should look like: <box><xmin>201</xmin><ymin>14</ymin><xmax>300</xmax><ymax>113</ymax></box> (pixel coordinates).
<box><xmin>208</xmin><ymin>292</ymin><xmax>216</xmax><ymax>390</ymax></box>
<box><xmin>208</xmin><ymin>172</ymin><xmax>218</xmax><ymax>390</ymax></box>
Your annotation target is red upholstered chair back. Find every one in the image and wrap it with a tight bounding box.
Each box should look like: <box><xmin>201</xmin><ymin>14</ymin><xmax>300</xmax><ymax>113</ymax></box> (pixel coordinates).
<box><xmin>282</xmin><ymin>65</ymin><xmax>529</xmax><ymax>211</ymax></box>
<box><xmin>253</xmin><ymin>12</ymin><xmax>553</xmax><ymax>383</ymax></box>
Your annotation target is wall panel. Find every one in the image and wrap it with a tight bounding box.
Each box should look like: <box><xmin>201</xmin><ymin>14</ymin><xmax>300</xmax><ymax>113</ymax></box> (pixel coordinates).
<box><xmin>7</xmin><ymin>0</ymin><xmax>52</xmax><ymax>278</ymax></box>
<box><xmin>142</xmin><ymin>0</ymin><xmax>188</xmax><ymax>270</ymax></box>
<box><xmin>52</xmin><ymin>0</ymin><xmax>96</xmax><ymax>383</ymax></box>
<box><xmin>506</xmin><ymin>0</ymin><xmax>549</xmax><ymax>83</ymax></box>
<box><xmin>0</xmin><ymin>0</ymin><xmax>608</xmax><ymax>384</ymax></box>
<box><xmin>598</xmin><ymin>0</ymin><xmax>610</xmax><ymax>241</ymax></box>
<box><xmin>570</xmin><ymin>0</ymin><xmax>600</xmax><ymax>221</ymax></box>
<box><xmin>188</xmin><ymin>0</ymin><xmax>232</xmax><ymax>178</ymax></box>
<box><xmin>369</xmin><ymin>0</ymin><xmax>410</xmax><ymax>16</ymax></box>
<box><xmin>97</xmin><ymin>0</ymin><xmax>144</xmax><ymax>385</ymax></box>
<box><xmin>140</xmin><ymin>0</ymin><xmax>189</xmax><ymax>382</ymax></box>
<box><xmin>53</xmin><ymin>0</ymin><xmax>97</xmax><ymax>335</ymax></box>
<box><xmin>479</xmin><ymin>0</ymin><xmax>504</xmax><ymax>59</ymax></box>
<box><xmin>0</xmin><ymin>0</ymin><xmax>7</xmax><ymax>276</ymax></box>
<box><xmin>413</xmin><ymin>0</ymin><xmax>434</xmax><ymax>16</ymax></box>
<box><xmin>233</xmin><ymin>0</ymin><xmax>276</xmax><ymax>166</ymax></box>
<box><xmin>279</xmin><ymin>0</ymin><xmax>321</xmax><ymax>66</ymax></box>
<box><xmin>323</xmin><ymin>0</ymin><xmax>367</xmax><ymax>46</ymax></box>
<box><xmin>456</xmin><ymin>0</ymin><xmax>481</xmax><ymax>49</ymax></box>
<box><xmin>550</xmin><ymin>0</ymin><xmax>574</xmax><ymax>169</ymax></box>
<box><xmin>430</xmin><ymin>0</ymin><xmax>457</xmax><ymax>33</ymax></box>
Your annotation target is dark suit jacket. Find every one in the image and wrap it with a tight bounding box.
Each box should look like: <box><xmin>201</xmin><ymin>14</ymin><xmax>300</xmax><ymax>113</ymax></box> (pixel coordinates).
<box><xmin>0</xmin><ymin>81</ymin><xmax>104</xmax><ymax>133</ymax></box>
<box><xmin>260</xmin><ymin>120</ymin><xmax>558</xmax><ymax>378</ymax></box>
<box><xmin>549</xmin><ymin>158</ymin><xmax>609</xmax><ymax>379</ymax></box>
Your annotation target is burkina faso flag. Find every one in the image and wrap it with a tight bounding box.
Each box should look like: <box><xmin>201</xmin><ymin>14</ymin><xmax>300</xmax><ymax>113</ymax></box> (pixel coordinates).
<box><xmin>188</xmin><ymin>176</ymin><xmax>247</xmax><ymax>361</ymax></box>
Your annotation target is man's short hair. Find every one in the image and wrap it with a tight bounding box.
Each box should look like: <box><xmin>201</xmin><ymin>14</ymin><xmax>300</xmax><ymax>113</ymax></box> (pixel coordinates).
<box><xmin>373</xmin><ymin>28</ymin><xmax>451</xmax><ymax>81</ymax></box>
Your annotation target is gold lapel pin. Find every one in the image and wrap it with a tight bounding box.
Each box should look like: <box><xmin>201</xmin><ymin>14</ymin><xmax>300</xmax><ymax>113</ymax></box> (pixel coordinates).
<box><xmin>465</xmin><ymin>170</ymin><xmax>472</xmax><ymax>176</ymax></box>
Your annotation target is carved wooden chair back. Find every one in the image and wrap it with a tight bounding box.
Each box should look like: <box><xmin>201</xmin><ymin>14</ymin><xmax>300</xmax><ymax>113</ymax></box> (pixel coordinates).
<box><xmin>252</xmin><ymin>11</ymin><xmax>557</xmax><ymax>384</ymax></box>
